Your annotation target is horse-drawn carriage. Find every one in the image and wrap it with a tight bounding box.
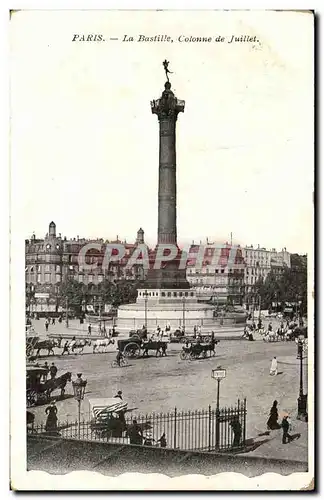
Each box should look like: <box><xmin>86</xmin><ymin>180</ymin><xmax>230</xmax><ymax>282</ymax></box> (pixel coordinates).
<box><xmin>89</xmin><ymin>398</ymin><xmax>151</xmax><ymax>441</ymax></box>
<box><xmin>179</xmin><ymin>340</ymin><xmax>218</xmax><ymax>360</ymax></box>
<box><xmin>129</xmin><ymin>327</ymin><xmax>148</xmax><ymax>340</ymax></box>
<box><xmin>170</xmin><ymin>329</ymin><xmax>213</xmax><ymax>344</ymax></box>
<box><xmin>26</xmin><ymin>366</ymin><xmax>72</xmax><ymax>407</ymax></box>
<box><xmin>117</xmin><ymin>337</ymin><xmax>168</xmax><ymax>358</ymax></box>
<box><xmin>26</xmin><ymin>366</ymin><xmax>49</xmax><ymax>407</ymax></box>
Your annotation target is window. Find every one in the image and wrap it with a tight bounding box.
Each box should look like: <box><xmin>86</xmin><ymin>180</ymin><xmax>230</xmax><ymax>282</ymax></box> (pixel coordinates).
<box><xmin>37</xmin><ymin>265</ymin><xmax>41</xmax><ymax>272</ymax></box>
<box><xmin>185</xmin><ymin>292</ymin><xmax>188</xmax><ymax>297</ymax></box>
<box><xmin>45</xmin><ymin>274</ymin><xmax>51</xmax><ymax>283</ymax></box>
<box><xmin>179</xmin><ymin>292</ymin><xmax>183</xmax><ymax>297</ymax></box>
<box><xmin>56</xmin><ymin>274</ymin><xmax>61</xmax><ymax>283</ymax></box>
<box><xmin>98</xmin><ymin>275</ymin><xmax>103</xmax><ymax>283</ymax></box>
<box><xmin>215</xmin><ymin>269</ymin><xmax>219</xmax><ymax>274</ymax></box>
<box><xmin>167</xmin><ymin>292</ymin><xmax>171</xmax><ymax>297</ymax></box>
<box><xmin>173</xmin><ymin>292</ymin><xmax>177</xmax><ymax>297</ymax></box>
<box><xmin>37</xmin><ymin>274</ymin><xmax>41</xmax><ymax>283</ymax></box>
<box><xmin>56</xmin><ymin>265</ymin><xmax>60</xmax><ymax>273</ymax></box>
<box><xmin>88</xmin><ymin>275</ymin><xmax>93</xmax><ymax>283</ymax></box>
<box><xmin>221</xmin><ymin>269</ymin><xmax>224</xmax><ymax>274</ymax></box>
<box><xmin>190</xmin><ymin>292</ymin><xmax>194</xmax><ymax>297</ymax></box>
<box><xmin>45</xmin><ymin>265</ymin><xmax>50</xmax><ymax>272</ymax></box>
<box><xmin>161</xmin><ymin>292</ymin><xmax>165</xmax><ymax>297</ymax></box>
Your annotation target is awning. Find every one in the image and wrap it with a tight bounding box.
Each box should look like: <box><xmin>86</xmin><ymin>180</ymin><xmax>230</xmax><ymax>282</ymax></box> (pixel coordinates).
<box><xmin>88</xmin><ymin>398</ymin><xmax>128</xmax><ymax>420</ymax></box>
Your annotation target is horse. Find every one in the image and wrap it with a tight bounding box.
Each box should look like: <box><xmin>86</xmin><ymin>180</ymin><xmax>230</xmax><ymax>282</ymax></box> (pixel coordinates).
<box><xmin>43</xmin><ymin>371</ymin><xmax>72</xmax><ymax>400</ymax></box>
<box><xmin>68</xmin><ymin>339</ymin><xmax>91</xmax><ymax>354</ymax></box>
<box><xmin>93</xmin><ymin>338</ymin><xmax>115</xmax><ymax>353</ymax></box>
<box><xmin>200</xmin><ymin>339</ymin><xmax>219</xmax><ymax>357</ymax></box>
<box><xmin>34</xmin><ymin>339</ymin><xmax>61</xmax><ymax>357</ymax></box>
<box><xmin>142</xmin><ymin>341</ymin><xmax>168</xmax><ymax>357</ymax></box>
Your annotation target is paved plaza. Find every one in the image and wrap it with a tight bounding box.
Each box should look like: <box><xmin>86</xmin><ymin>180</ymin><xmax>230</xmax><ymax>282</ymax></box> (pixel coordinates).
<box><xmin>28</xmin><ymin>319</ymin><xmax>309</xmax><ymax>463</ymax></box>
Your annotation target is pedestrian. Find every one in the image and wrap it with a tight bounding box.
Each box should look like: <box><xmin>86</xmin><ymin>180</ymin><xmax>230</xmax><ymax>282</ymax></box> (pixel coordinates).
<box><xmin>257</xmin><ymin>318</ymin><xmax>262</xmax><ymax>330</ymax></box>
<box><xmin>266</xmin><ymin>400</ymin><xmax>281</xmax><ymax>430</ymax></box>
<box><xmin>281</xmin><ymin>414</ymin><xmax>293</xmax><ymax>444</ymax></box>
<box><xmin>42</xmin><ymin>362</ymin><xmax>49</xmax><ymax>381</ymax></box>
<box><xmin>45</xmin><ymin>319</ymin><xmax>49</xmax><ymax>332</ymax></box>
<box><xmin>61</xmin><ymin>340</ymin><xmax>69</xmax><ymax>356</ymax></box>
<box><xmin>268</xmin><ymin>322</ymin><xmax>273</xmax><ymax>332</ymax></box>
<box><xmin>230</xmin><ymin>416</ymin><xmax>242</xmax><ymax>448</ymax></box>
<box><xmin>157</xmin><ymin>432</ymin><xmax>167</xmax><ymax>448</ymax></box>
<box><xmin>88</xmin><ymin>323</ymin><xmax>92</xmax><ymax>335</ymax></box>
<box><xmin>127</xmin><ymin>419</ymin><xmax>143</xmax><ymax>445</ymax></box>
<box><xmin>114</xmin><ymin>390</ymin><xmax>123</xmax><ymax>400</ymax></box>
<box><xmin>50</xmin><ymin>362</ymin><xmax>58</xmax><ymax>379</ymax></box>
<box><xmin>52</xmin><ymin>317</ymin><xmax>55</xmax><ymax>325</ymax></box>
<box><xmin>58</xmin><ymin>316</ymin><xmax>62</xmax><ymax>324</ymax></box>
<box><xmin>270</xmin><ymin>356</ymin><xmax>278</xmax><ymax>376</ymax></box>
<box><xmin>45</xmin><ymin>400</ymin><xmax>58</xmax><ymax>435</ymax></box>
<box><xmin>143</xmin><ymin>428</ymin><xmax>155</xmax><ymax>446</ymax></box>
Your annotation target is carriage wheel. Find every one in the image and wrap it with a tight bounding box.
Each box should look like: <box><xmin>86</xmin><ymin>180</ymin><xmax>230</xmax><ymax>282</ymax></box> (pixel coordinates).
<box><xmin>180</xmin><ymin>351</ymin><xmax>187</xmax><ymax>360</ymax></box>
<box><xmin>123</xmin><ymin>342</ymin><xmax>141</xmax><ymax>359</ymax></box>
<box><xmin>180</xmin><ymin>337</ymin><xmax>187</xmax><ymax>344</ymax></box>
<box><xmin>203</xmin><ymin>336</ymin><xmax>209</xmax><ymax>343</ymax></box>
<box><xmin>189</xmin><ymin>352</ymin><xmax>198</xmax><ymax>361</ymax></box>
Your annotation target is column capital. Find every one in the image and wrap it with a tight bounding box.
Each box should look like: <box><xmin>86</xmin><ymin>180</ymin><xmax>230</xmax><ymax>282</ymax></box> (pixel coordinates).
<box><xmin>151</xmin><ymin>82</ymin><xmax>185</xmax><ymax>120</ymax></box>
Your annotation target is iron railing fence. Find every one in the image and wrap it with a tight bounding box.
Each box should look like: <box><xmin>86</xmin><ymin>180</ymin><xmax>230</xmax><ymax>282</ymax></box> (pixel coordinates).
<box><xmin>28</xmin><ymin>399</ymin><xmax>246</xmax><ymax>453</ymax></box>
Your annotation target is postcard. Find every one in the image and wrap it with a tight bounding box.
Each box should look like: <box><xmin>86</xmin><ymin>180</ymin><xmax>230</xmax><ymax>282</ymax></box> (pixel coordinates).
<box><xmin>10</xmin><ymin>9</ymin><xmax>314</xmax><ymax>490</ymax></box>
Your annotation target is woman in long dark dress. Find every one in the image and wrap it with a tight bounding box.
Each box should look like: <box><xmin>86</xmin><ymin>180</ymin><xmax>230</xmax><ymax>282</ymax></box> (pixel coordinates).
<box><xmin>45</xmin><ymin>400</ymin><xmax>58</xmax><ymax>434</ymax></box>
<box><xmin>267</xmin><ymin>400</ymin><xmax>281</xmax><ymax>430</ymax></box>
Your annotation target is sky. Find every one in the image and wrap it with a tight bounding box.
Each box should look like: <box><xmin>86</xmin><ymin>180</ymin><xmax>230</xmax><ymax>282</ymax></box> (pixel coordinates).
<box><xmin>10</xmin><ymin>10</ymin><xmax>313</xmax><ymax>253</ymax></box>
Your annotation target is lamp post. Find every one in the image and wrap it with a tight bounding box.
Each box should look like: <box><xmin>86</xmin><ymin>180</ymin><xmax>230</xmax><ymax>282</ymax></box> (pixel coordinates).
<box><xmin>296</xmin><ymin>336</ymin><xmax>308</xmax><ymax>421</ymax></box>
<box><xmin>72</xmin><ymin>373</ymin><xmax>87</xmax><ymax>439</ymax></box>
<box><xmin>65</xmin><ymin>296</ymin><xmax>69</xmax><ymax>328</ymax></box>
<box><xmin>211</xmin><ymin>367</ymin><xmax>226</xmax><ymax>449</ymax></box>
<box><xmin>143</xmin><ymin>289</ymin><xmax>148</xmax><ymax>329</ymax></box>
<box><xmin>182</xmin><ymin>296</ymin><xmax>186</xmax><ymax>333</ymax></box>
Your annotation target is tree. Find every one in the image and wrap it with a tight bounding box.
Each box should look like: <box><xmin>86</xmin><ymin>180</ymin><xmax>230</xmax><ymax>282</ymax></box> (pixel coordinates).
<box><xmin>59</xmin><ymin>278</ymin><xmax>85</xmax><ymax>316</ymax></box>
<box><xmin>253</xmin><ymin>254</ymin><xmax>308</xmax><ymax>316</ymax></box>
<box><xmin>98</xmin><ymin>279</ymin><xmax>142</xmax><ymax>308</ymax></box>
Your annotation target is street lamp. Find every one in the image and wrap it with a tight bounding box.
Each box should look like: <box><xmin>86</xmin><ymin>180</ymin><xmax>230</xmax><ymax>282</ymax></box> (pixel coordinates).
<box><xmin>296</xmin><ymin>336</ymin><xmax>307</xmax><ymax>421</ymax></box>
<box><xmin>211</xmin><ymin>366</ymin><xmax>226</xmax><ymax>449</ymax></box>
<box><xmin>143</xmin><ymin>289</ymin><xmax>148</xmax><ymax>329</ymax></box>
<box><xmin>182</xmin><ymin>296</ymin><xmax>186</xmax><ymax>333</ymax></box>
<box><xmin>65</xmin><ymin>296</ymin><xmax>69</xmax><ymax>328</ymax></box>
<box><xmin>72</xmin><ymin>373</ymin><xmax>87</xmax><ymax>439</ymax></box>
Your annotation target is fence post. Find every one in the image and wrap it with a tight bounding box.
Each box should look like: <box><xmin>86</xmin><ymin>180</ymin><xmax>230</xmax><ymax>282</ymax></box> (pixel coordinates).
<box><xmin>208</xmin><ymin>405</ymin><xmax>211</xmax><ymax>452</ymax></box>
<box><xmin>243</xmin><ymin>398</ymin><xmax>247</xmax><ymax>446</ymax></box>
<box><xmin>173</xmin><ymin>407</ymin><xmax>177</xmax><ymax>449</ymax></box>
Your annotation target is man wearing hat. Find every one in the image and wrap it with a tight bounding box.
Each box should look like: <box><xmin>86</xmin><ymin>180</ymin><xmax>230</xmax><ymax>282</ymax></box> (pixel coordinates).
<box><xmin>281</xmin><ymin>414</ymin><xmax>293</xmax><ymax>444</ymax></box>
<box><xmin>114</xmin><ymin>390</ymin><xmax>123</xmax><ymax>400</ymax></box>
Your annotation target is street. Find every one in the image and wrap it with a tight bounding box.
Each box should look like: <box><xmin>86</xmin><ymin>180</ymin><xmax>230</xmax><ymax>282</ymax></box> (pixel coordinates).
<box><xmin>28</xmin><ymin>320</ymin><xmax>308</xmax><ymax>463</ymax></box>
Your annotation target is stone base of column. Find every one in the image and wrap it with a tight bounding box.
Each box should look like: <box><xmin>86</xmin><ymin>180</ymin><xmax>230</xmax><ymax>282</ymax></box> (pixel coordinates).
<box><xmin>144</xmin><ymin>264</ymin><xmax>190</xmax><ymax>290</ymax></box>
